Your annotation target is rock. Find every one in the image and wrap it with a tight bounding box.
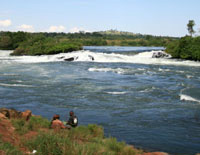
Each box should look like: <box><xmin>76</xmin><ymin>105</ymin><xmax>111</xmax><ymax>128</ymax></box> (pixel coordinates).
<box><xmin>0</xmin><ymin>118</ymin><xmax>18</xmax><ymax>145</ymax></box>
<box><xmin>0</xmin><ymin>113</ymin><xmax>7</xmax><ymax>119</ymax></box>
<box><xmin>21</xmin><ymin>110</ymin><xmax>32</xmax><ymax>121</ymax></box>
<box><xmin>64</xmin><ymin>57</ymin><xmax>75</xmax><ymax>61</ymax></box>
<box><xmin>152</xmin><ymin>51</ymin><xmax>170</xmax><ymax>58</ymax></box>
<box><xmin>88</xmin><ymin>55</ymin><xmax>94</xmax><ymax>61</ymax></box>
<box><xmin>64</xmin><ymin>57</ymin><xmax>79</xmax><ymax>61</ymax></box>
<box><xmin>7</xmin><ymin>109</ymin><xmax>21</xmax><ymax>119</ymax></box>
<box><xmin>0</xmin><ymin>108</ymin><xmax>32</xmax><ymax>121</ymax></box>
<box><xmin>0</xmin><ymin>108</ymin><xmax>10</xmax><ymax>118</ymax></box>
<box><xmin>57</xmin><ymin>56</ymin><xmax>65</xmax><ymax>59</ymax></box>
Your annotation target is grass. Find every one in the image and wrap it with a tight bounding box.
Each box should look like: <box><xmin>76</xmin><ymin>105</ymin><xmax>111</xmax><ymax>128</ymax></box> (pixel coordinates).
<box><xmin>22</xmin><ymin>123</ymin><xmax>142</xmax><ymax>155</ymax></box>
<box><xmin>0</xmin><ymin>136</ymin><xmax>22</xmax><ymax>155</ymax></box>
<box><xmin>11</xmin><ymin>116</ymin><xmax>50</xmax><ymax>135</ymax></box>
<box><xmin>6</xmin><ymin>115</ymin><xmax>143</xmax><ymax>155</ymax></box>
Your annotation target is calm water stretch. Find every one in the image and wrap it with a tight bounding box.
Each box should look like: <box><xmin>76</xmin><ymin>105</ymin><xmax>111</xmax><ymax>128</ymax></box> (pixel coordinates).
<box><xmin>0</xmin><ymin>46</ymin><xmax>200</xmax><ymax>154</ymax></box>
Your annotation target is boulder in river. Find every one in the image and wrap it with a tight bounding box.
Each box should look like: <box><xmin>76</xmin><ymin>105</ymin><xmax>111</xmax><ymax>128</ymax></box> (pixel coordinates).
<box><xmin>152</xmin><ymin>51</ymin><xmax>170</xmax><ymax>58</ymax></box>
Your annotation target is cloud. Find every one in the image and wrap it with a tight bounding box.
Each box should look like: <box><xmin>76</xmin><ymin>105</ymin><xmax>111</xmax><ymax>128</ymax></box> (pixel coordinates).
<box><xmin>47</xmin><ymin>25</ymin><xmax>66</xmax><ymax>32</ymax></box>
<box><xmin>0</xmin><ymin>19</ymin><xmax>12</xmax><ymax>27</ymax></box>
<box><xmin>69</xmin><ymin>27</ymin><xmax>91</xmax><ymax>33</ymax></box>
<box><xmin>17</xmin><ymin>24</ymin><xmax>34</xmax><ymax>32</ymax></box>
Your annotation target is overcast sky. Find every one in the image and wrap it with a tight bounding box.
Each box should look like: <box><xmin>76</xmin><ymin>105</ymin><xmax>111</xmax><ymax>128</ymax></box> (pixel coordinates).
<box><xmin>0</xmin><ymin>0</ymin><xmax>200</xmax><ymax>37</ymax></box>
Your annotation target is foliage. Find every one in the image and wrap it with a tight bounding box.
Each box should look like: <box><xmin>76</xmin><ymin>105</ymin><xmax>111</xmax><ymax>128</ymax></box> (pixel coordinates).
<box><xmin>187</xmin><ymin>20</ymin><xmax>195</xmax><ymax>36</ymax></box>
<box><xmin>11</xmin><ymin>116</ymin><xmax>50</xmax><ymax>135</ymax></box>
<box><xmin>0</xmin><ymin>31</ymin><xmax>178</xmax><ymax>54</ymax></box>
<box><xmin>0</xmin><ymin>31</ymin><xmax>29</xmax><ymax>50</ymax></box>
<box><xmin>0</xmin><ymin>137</ymin><xmax>22</xmax><ymax>155</ymax></box>
<box><xmin>10</xmin><ymin>34</ymin><xmax>82</xmax><ymax>56</ymax></box>
<box><xmin>166</xmin><ymin>36</ymin><xmax>200</xmax><ymax>61</ymax></box>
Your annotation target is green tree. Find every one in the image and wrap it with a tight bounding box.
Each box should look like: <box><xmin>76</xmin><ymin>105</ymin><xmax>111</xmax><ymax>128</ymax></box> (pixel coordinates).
<box><xmin>187</xmin><ymin>20</ymin><xmax>195</xmax><ymax>36</ymax></box>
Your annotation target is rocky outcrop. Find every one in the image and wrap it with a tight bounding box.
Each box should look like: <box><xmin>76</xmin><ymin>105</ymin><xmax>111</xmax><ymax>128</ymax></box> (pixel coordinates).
<box><xmin>0</xmin><ymin>116</ymin><xmax>18</xmax><ymax>145</ymax></box>
<box><xmin>0</xmin><ymin>113</ymin><xmax>7</xmax><ymax>119</ymax></box>
<box><xmin>59</xmin><ymin>55</ymin><xmax>95</xmax><ymax>62</ymax></box>
<box><xmin>0</xmin><ymin>108</ymin><xmax>32</xmax><ymax>121</ymax></box>
<box><xmin>152</xmin><ymin>51</ymin><xmax>171</xmax><ymax>58</ymax></box>
<box><xmin>64</xmin><ymin>57</ymin><xmax>77</xmax><ymax>61</ymax></box>
<box><xmin>21</xmin><ymin>110</ymin><xmax>32</xmax><ymax>121</ymax></box>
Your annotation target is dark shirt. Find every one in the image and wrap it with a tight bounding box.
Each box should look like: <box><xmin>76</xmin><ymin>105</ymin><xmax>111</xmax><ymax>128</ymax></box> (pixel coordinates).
<box><xmin>67</xmin><ymin>115</ymin><xmax>78</xmax><ymax>127</ymax></box>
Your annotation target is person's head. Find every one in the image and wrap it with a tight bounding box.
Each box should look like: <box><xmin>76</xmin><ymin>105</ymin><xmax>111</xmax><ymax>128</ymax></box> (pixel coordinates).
<box><xmin>53</xmin><ymin>114</ymin><xmax>60</xmax><ymax>120</ymax></box>
<box><xmin>69</xmin><ymin>111</ymin><xmax>74</xmax><ymax>116</ymax></box>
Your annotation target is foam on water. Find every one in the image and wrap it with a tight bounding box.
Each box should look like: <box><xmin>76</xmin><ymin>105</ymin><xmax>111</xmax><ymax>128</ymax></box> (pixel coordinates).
<box><xmin>0</xmin><ymin>82</ymin><xmax>34</xmax><ymax>87</ymax></box>
<box><xmin>88</xmin><ymin>67</ymin><xmax>128</xmax><ymax>74</ymax></box>
<box><xmin>107</xmin><ymin>92</ymin><xmax>127</xmax><ymax>95</ymax></box>
<box><xmin>180</xmin><ymin>94</ymin><xmax>200</xmax><ymax>103</ymax></box>
<box><xmin>1</xmin><ymin>50</ymin><xmax>200</xmax><ymax>67</ymax></box>
<box><xmin>0</xmin><ymin>50</ymin><xmax>13</xmax><ymax>57</ymax></box>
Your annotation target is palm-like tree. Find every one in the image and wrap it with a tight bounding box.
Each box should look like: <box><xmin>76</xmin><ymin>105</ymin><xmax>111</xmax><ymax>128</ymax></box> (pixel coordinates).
<box><xmin>187</xmin><ymin>20</ymin><xmax>195</xmax><ymax>37</ymax></box>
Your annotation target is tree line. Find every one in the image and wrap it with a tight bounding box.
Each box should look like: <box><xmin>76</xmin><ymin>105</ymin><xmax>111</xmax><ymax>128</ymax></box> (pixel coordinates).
<box><xmin>166</xmin><ymin>20</ymin><xmax>200</xmax><ymax>61</ymax></box>
<box><xmin>0</xmin><ymin>30</ymin><xmax>177</xmax><ymax>55</ymax></box>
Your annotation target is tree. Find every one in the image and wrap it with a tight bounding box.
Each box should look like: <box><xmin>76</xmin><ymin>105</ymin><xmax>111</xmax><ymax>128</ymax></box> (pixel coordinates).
<box><xmin>187</xmin><ymin>20</ymin><xmax>195</xmax><ymax>36</ymax></box>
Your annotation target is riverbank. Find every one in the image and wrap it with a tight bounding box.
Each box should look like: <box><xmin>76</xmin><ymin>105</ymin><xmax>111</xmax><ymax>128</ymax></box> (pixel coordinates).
<box><xmin>0</xmin><ymin>108</ymin><xmax>168</xmax><ymax>155</ymax></box>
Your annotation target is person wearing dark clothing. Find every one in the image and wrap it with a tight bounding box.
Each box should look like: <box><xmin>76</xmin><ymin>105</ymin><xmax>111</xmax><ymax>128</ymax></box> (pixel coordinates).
<box><xmin>67</xmin><ymin>111</ymin><xmax>78</xmax><ymax>127</ymax></box>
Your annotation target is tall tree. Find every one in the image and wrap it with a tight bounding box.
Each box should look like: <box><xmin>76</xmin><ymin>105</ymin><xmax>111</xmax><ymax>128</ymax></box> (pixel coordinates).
<box><xmin>187</xmin><ymin>20</ymin><xmax>195</xmax><ymax>36</ymax></box>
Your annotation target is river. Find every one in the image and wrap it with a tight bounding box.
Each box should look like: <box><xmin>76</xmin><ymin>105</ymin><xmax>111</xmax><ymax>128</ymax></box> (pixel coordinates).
<box><xmin>0</xmin><ymin>46</ymin><xmax>200</xmax><ymax>154</ymax></box>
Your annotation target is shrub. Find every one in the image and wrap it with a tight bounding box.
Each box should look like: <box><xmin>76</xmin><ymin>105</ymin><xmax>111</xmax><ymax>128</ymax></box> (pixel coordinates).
<box><xmin>166</xmin><ymin>36</ymin><xmax>200</xmax><ymax>61</ymax></box>
<box><xmin>11</xmin><ymin>35</ymin><xmax>82</xmax><ymax>56</ymax></box>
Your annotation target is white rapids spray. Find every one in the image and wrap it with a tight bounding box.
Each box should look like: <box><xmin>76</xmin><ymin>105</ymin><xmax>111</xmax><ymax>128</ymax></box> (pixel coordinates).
<box><xmin>1</xmin><ymin>50</ymin><xmax>200</xmax><ymax>67</ymax></box>
<box><xmin>180</xmin><ymin>94</ymin><xmax>200</xmax><ymax>103</ymax></box>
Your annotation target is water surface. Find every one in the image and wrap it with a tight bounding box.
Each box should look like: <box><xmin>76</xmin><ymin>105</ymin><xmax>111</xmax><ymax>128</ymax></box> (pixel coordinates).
<box><xmin>0</xmin><ymin>46</ymin><xmax>200</xmax><ymax>154</ymax></box>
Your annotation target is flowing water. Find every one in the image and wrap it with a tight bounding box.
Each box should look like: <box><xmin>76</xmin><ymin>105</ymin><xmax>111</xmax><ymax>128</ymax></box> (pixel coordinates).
<box><xmin>0</xmin><ymin>46</ymin><xmax>200</xmax><ymax>154</ymax></box>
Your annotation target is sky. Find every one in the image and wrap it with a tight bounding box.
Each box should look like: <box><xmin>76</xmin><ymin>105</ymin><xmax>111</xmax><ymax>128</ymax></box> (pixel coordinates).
<box><xmin>0</xmin><ymin>0</ymin><xmax>200</xmax><ymax>37</ymax></box>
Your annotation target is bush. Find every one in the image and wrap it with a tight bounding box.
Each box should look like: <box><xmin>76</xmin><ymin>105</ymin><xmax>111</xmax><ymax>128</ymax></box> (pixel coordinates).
<box><xmin>166</xmin><ymin>36</ymin><xmax>200</xmax><ymax>61</ymax></box>
<box><xmin>10</xmin><ymin>35</ymin><xmax>82</xmax><ymax>56</ymax></box>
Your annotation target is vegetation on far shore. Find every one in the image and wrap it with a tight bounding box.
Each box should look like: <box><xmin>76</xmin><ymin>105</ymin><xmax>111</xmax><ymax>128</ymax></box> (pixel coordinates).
<box><xmin>1</xmin><ymin>21</ymin><xmax>200</xmax><ymax>61</ymax></box>
<box><xmin>10</xmin><ymin>35</ymin><xmax>82</xmax><ymax>56</ymax></box>
<box><xmin>166</xmin><ymin>20</ymin><xmax>200</xmax><ymax>61</ymax></box>
<box><xmin>166</xmin><ymin>36</ymin><xmax>200</xmax><ymax>61</ymax></box>
<box><xmin>0</xmin><ymin>30</ymin><xmax>177</xmax><ymax>56</ymax></box>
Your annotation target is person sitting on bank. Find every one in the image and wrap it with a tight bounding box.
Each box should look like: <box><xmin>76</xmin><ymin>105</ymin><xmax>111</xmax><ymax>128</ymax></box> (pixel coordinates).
<box><xmin>51</xmin><ymin>114</ymin><xmax>67</xmax><ymax>129</ymax></box>
<box><xmin>67</xmin><ymin>111</ymin><xmax>78</xmax><ymax>127</ymax></box>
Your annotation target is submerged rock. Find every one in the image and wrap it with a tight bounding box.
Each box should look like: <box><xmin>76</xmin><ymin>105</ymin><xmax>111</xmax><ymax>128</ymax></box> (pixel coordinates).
<box><xmin>64</xmin><ymin>57</ymin><xmax>75</xmax><ymax>61</ymax></box>
<box><xmin>64</xmin><ymin>57</ymin><xmax>79</xmax><ymax>61</ymax></box>
<box><xmin>88</xmin><ymin>55</ymin><xmax>94</xmax><ymax>61</ymax></box>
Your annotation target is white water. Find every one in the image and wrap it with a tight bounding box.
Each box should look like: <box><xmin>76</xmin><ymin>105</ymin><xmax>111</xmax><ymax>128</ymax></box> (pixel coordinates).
<box><xmin>0</xmin><ymin>83</ymin><xmax>34</xmax><ymax>87</ymax></box>
<box><xmin>88</xmin><ymin>67</ymin><xmax>130</xmax><ymax>74</ymax></box>
<box><xmin>180</xmin><ymin>94</ymin><xmax>200</xmax><ymax>103</ymax></box>
<box><xmin>107</xmin><ymin>92</ymin><xmax>127</xmax><ymax>95</ymax></box>
<box><xmin>1</xmin><ymin>47</ymin><xmax>200</xmax><ymax>154</ymax></box>
<box><xmin>1</xmin><ymin>50</ymin><xmax>200</xmax><ymax>67</ymax></box>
